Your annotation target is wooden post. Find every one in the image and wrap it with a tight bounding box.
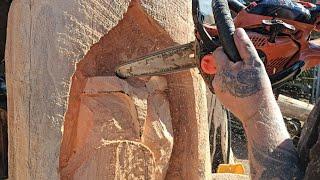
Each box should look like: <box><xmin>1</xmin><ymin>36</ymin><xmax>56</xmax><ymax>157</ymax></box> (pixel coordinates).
<box><xmin>277</xmin><ymin>95</ymin><xmax>314</xmax><ymax>121</ymax></box>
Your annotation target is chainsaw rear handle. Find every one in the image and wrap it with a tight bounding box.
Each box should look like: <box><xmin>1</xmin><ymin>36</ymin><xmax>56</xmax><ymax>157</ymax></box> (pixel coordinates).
<box><xmin>192</xmin><ymin>0</ymin><xmax>220</xmax><ymax>51</ymax></box>
<box><xmin>212</xmin><ymin>0</ymin><xmax>242</xmax><ymax>63</ymax></box>
<box><xmin>227</xmin><ymin>0</ymin><xmax>246</xmax><ymax>13</ymax></box>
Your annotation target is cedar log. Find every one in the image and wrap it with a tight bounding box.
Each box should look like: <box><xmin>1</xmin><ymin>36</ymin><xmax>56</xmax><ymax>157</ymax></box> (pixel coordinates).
<box><xmin>277</xmin><ymin>95</ymin><xmax>314</xmax><ymax>122</ymax></box>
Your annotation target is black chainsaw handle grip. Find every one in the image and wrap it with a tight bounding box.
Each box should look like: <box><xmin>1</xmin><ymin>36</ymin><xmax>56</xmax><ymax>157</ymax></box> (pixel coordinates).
<box><xmin>212</xmin><ymin>0</ymin><xmax>241</xmax><ymax>63</ymax></box>
<box><xmin>228</xmin><ymin>0</ymin><xmax>246</xmax><ymax>13</ymax></box>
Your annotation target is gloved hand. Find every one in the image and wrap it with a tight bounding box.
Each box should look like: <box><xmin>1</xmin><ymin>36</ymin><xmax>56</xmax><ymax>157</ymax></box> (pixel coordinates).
<box><xmin>212</xmin><ymin>28</ymin><xmax>276</xmax><ymax>122</ymax></box>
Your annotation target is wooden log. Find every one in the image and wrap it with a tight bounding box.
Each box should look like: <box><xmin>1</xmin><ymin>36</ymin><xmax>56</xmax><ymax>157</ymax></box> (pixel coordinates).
<box><xmin>165</xmin><ymin>70</ymin><xmax>211</xmax><ymax>179</ymax></box>
<box><xmin>277</xmin><ymin>95</ymin><xmax>314</xmax><ymax>121</ymax></box>
<box><xmin>6</xmin><ymin>0</ymin><xmax>211</xmax><ymax>179</ymax></box>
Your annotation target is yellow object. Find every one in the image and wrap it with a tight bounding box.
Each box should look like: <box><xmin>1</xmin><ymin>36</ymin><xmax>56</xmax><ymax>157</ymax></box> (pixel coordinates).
<box><xmin>217</xmin><ymin>164</ymin><xmax>245</xmax><ymax>175</ymax></box>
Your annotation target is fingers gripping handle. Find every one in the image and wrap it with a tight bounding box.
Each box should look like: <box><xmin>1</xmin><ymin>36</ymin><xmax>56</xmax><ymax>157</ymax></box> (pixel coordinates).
<box><xmin>212</xmin><ymin>0</ymin><xmax>241</xmax><ymax>63</ymax></box>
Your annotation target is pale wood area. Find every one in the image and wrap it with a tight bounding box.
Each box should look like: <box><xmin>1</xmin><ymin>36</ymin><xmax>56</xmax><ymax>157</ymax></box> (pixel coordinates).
<box><xmin>277</xmin><ymin>95</ymin><xmax>314</xmax><ymax>121</ymax></box>
<box><xmin>6</xmin><ymin>1</ymin><xmax>131</xmax><ymax>179</ymax></box>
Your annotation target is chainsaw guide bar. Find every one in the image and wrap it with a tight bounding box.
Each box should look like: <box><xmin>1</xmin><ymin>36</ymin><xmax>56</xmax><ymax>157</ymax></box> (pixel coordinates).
<box><xmin>115</xmin><ymin>42</ymin><xmax>196</xmax><ymax>79</ymax></box>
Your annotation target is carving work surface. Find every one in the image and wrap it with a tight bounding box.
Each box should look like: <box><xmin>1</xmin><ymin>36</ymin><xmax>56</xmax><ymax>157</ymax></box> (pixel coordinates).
<box><xmin>70</xmin><ymin>141</ymin><xmax>155</xmax><ymax>180</ymax></box>
<box><xmin>6</xmin><ymin>0</ymin><xmax>131</xmax><ymax>179</ymax></box>
<box><xmin>60</xmin><ymin>76</ymin><xmax>173</xmax><ymax>179</ymax></box>
<box><xmin>6</xmin><ymin>0</ymin><xmax>211</xmax><ymax>179</ymax></box>
<box><xmin>142</xmin><ymin>77</ymin><xmax>174</xmax><ymax>180</ymax></box>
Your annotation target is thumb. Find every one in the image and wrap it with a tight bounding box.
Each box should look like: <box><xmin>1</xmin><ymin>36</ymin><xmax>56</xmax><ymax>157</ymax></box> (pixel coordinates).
<box><xmin>212</xmin><ymin>47</ymin><xmax>232</xmax><ymax>72</ymax></box>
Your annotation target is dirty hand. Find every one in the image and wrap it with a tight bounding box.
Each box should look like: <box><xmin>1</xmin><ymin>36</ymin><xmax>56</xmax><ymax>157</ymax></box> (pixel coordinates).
<box><xmin>212</xmin><ymin>28</ymin><xmax>276</xmax><ymax>122</ymax></box>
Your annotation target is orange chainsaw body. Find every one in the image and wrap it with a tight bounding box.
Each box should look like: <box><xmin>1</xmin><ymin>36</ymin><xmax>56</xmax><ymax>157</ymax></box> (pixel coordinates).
<box><xmin>199</xmin><ymin>3</ymin><xmax>320</xmax><ymax>77</ymax></box>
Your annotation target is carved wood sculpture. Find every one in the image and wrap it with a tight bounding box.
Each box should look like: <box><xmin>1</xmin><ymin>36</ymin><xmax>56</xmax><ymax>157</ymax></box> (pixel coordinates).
<box><xmin>6</xmin><ymin>0</ymin><xmax>212</xmax><ymax>179</ymax></box>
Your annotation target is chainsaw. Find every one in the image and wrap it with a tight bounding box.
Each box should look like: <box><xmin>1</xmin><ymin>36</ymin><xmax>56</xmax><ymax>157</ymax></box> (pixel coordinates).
<box><xmin>115</xmin><ymin>0</ymin><xmax>320</xmax><ymax>93</ymax></box>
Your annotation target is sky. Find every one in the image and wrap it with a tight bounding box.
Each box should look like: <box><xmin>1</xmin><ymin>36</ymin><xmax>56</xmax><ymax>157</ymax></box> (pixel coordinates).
<box><xmin>199</xmin><ymin>0</ymin><xmax>213</xmax><ymax>15</ymax></box>
<box><xmin>199</xmin><ymin>0</ymin><xmax>215</xmax><ymax>23</ymax></box>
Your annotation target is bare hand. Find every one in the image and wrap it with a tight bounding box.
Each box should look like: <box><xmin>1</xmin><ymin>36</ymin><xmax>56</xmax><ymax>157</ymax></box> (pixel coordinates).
<box><xmin>213</xmin><ymin>28</ymin><xmax>302</xmax><ymax>179</ymax></box>
<box><xmin>212</xmin><ymin>28</ymin><xmax>275</xmax><ymax>122</ymax></box>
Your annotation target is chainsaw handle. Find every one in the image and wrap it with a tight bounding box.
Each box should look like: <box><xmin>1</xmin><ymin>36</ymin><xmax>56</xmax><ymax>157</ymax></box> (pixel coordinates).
<box><xmin>227</xmin><ymin>0</ymin><xmax>246</xmax><ymax>13</ymax></box>
<box><xmin>212</xmin><ymin>0</ymin><xmax>241</xmax><ymax>63</ymax></box>
<box><xmin>192</xmin><ymin>0</ymin><xmax>220</xmax><ymax>51</ymax></box>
